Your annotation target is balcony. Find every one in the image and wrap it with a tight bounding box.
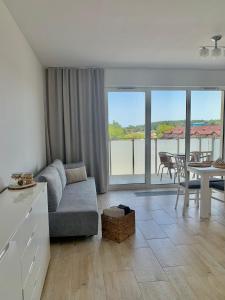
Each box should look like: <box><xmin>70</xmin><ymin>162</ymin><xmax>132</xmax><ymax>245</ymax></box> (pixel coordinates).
<box><xmin>109</xmin><ymin>136</ymin><xmax>221</xmax><ymax>185</ymax></box>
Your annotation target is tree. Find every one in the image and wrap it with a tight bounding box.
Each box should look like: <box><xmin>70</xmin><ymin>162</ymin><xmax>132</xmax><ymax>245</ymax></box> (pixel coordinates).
<box><xmin>155</xmin><ymin>124</ymin><xmax>175</xmax><ymax>138</ymax></box>
<box><xmin>108</xmin><ymin>121</ymin><xmax>125</xmax><ymax>139</ymax></box>
<box><xmin>208</xmin><ymin>119</ymin><xmax>220</xmax><ymax>125</ymax></box>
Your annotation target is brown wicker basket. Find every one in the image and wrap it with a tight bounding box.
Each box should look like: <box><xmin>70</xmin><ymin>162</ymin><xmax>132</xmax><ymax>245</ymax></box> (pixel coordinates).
<box><xmin>101</xmin><ymin>210</ymin><xmax>135</xmax><ymax>243</ymax></box>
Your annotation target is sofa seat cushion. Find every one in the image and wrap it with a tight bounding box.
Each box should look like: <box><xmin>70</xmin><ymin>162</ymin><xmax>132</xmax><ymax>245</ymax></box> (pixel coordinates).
<box><xmin>58</xmin><ymin>178</ymin><xmax>98</xmax><ymax>212</ymax></box>
<box><xmin>48</xmin><ymin>178</ymin><xmax>98</xmax><ymax>237</ymax></box>
<box><xmin>209</xmin><ymin>178</ymin><xmax>224</xmax><ymax>183</ymax></box>
<box><xmin>51</xmin><ymin>159</ymin><xmax>67</xmax><ymax>189</ymax></box>
<box><xmin>38</xmin><ymin>166</ymin><xmax>62</xmax><ymax>212</ymax></box>
<box><xmin>210</xmin><ymin>180</ymin><xmax>224</xmax><ymax>191</ymax></box>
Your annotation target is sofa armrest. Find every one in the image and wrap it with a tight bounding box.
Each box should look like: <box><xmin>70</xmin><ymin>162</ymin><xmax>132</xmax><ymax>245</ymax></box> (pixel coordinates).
<box><xmin>64</xmin><ymin>162</ymin><xmax>85</xmax><ymax>170</ymax></box>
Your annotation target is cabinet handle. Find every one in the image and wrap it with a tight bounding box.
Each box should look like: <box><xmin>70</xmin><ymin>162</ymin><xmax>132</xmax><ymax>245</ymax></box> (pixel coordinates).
<box><xmin>26</xmin><ymin>233</ymin><xmax>33</xmax><ymax>248</ymax></box>
<box><xmin>26</xmin><ymin>227</ymin><xmax>36</xmax><ymax>248</ymax></box>
<box><xmin>34</xmin><ymin>278</ymin><xmax>38</xmax><ymax>288</ymax></box>
<box><xmin>25</xmin><ymin>207</ymin><xmax>32</xmax><ymax>219</ymax></box>
<box><xmin>29</xmin><ymin>255</ymin><xmax>36</xmax><ymax>274</ymax></box>
<box><xmin>0</xmin><ymin>242</ymin><xmax>9</xmax><ymax>261</ymax></box>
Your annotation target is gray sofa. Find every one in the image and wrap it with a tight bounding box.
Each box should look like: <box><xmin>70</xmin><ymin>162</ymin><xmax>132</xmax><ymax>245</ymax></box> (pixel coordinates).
<box><xmin>36</xmin><ymin>160</ymin><xmax>98</xmax><ymax>237</ymax></box>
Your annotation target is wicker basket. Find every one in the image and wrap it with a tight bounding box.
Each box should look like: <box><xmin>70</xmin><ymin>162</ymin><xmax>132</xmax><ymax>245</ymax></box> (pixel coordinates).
<box><xmin>101</xmin><ymin>210</ymin><xmax>135</xmax><ymax>243</ymax></box>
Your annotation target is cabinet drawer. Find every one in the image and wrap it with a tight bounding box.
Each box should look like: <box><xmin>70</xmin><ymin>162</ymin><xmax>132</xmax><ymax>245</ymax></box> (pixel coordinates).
<box><xmin>0</xmin><ymin>241</ymin><xmax>22</xmax><ymax>300</ymax></box>
<box><xmin>15</xmin><ymin>206</ymin><xmax>36</xmax><ymax>256</ymax></box>
<box><xmin>23</xmin><ymin>247</ymin><xmax>40</xmax><ymax>300</ymax></box>
<box><xmin>31</xmin><ymin>268</ymin><xmax>41</xmax><ymax>300</ymax></box>
<box><xmin>21</xmin><ymin>224</ymin><xmax>38</xmax><ymax>284</ymax></box>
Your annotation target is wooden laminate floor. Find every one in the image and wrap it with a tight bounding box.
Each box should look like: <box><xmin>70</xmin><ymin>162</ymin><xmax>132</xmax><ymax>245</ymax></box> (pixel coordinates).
<box><xmin>41</xmin><ymin>190</ymin><xmax>225</xmax><ymax>300</ymax></box>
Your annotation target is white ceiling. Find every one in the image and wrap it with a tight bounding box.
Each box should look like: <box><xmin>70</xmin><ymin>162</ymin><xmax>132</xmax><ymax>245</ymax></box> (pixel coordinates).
<box><xmin>3</xmin><ymin>0</ymin><xmax>225</xmax><ymax>69</ymax></box>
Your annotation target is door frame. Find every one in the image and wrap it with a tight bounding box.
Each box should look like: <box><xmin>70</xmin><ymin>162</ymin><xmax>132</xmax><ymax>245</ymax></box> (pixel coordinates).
<box><xmin>107</xmin><ymin>88</ymin><xmax>148</xmax><ymax>188</ymax></box>
<box><xmin>106</xmin><ymin>87</ymin><xmax>225</xmax><ymax>190</ymax></box>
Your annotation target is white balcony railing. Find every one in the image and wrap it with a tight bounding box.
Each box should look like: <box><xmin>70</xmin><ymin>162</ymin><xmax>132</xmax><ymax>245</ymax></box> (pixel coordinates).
<box><xmin>109</xmin><ymin>137</ymin><xmax>221</xmax><ymax>176</ymax></box>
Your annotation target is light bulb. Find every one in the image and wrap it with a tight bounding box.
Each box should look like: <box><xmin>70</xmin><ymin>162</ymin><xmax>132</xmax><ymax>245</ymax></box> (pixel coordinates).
<box><xmin>199</xmin><ymin>47</ymin><xmax>209</xmax><ymax>57</ymax></box>
<box><xmin>211</xmin><ymin>47</ymin><xmax>222</xmax><ymax>57</ymax></box>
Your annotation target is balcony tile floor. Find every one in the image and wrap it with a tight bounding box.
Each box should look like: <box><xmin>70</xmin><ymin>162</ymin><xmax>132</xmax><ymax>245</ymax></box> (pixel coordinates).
<box><xmin>109</xmin><ymin>174</ymin><xmax>175</xmax><ymax>185</ymax></box>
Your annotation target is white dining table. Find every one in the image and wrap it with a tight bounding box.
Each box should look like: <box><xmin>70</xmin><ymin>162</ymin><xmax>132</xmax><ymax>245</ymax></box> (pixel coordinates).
<box><xmin>186</xmin><ymin>166</ymin><xmax>225</xmax><ymax>219</ymax></box>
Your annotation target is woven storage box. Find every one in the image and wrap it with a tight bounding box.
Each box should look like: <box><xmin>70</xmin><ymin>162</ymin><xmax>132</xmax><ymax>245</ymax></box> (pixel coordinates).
<box><xmin>101</xmin><ymin>210</ymin><xmax>135</xmax><ymax>243</ymax></box>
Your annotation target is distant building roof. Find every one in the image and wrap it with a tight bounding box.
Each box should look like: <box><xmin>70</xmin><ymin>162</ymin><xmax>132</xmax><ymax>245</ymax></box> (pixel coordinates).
<box><xmin>162</xmin><ymin>125</ymin><xmax>221</xmax><ymax>138</ymax></box>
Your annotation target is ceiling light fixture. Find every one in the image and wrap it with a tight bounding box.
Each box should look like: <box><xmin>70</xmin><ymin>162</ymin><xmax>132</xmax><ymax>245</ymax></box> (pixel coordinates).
<box><xmin>199</xmin><ymin>35</ymin><xmax>225</xmax><ymax>58</ymax></box>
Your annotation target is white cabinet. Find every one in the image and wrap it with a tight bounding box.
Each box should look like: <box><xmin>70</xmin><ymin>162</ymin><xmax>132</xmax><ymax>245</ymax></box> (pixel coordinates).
<box><xmin>0</xmin><ymin>183</ymin><xmax>50</xmax><ymax>300</ymax></box>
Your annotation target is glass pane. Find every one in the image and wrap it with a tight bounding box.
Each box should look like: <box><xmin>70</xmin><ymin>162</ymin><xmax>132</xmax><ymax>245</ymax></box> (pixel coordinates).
<box><xmin>108</xmin><ymin>91</ymin><xmax>145</xmax><ymax>185</ymax></box>
<box><xmin>191</xmin><ymin>91</ymin><xmax>223</xmax><ymax>161</ymax></box>
<box><xmin>151</xmin><ymin>90</ymin><xmax>186</xmax><ymax>184</ymax></box>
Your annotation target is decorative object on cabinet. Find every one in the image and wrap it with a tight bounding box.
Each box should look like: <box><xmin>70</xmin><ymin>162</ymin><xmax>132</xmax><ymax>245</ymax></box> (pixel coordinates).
<box><xmin>8</xmin><ymin>173</ymin><xmax>36</xmax><ymax>190</ymax></box>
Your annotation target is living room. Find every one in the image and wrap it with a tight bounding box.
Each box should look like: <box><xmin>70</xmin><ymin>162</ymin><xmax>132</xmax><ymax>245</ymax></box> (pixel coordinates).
<box><xmin>1</xmin><ymin>1</ymin><xmax>225</xmax><ymax>299</ymax></box>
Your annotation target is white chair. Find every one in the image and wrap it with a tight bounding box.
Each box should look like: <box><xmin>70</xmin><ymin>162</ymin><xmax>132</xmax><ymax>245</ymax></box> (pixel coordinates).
<box><xmin>174</xmin><ymin>155</ymin><xmax>200</xmax><ymax>210</ymax></box>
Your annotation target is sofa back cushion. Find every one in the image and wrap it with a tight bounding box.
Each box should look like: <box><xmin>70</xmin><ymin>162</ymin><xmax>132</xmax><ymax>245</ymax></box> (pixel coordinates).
<box><xmin>39</xmin><ymin>166</ymin><xmax>62</xmax><ymax>212</ymax></box>
<box><xmin>65</xmin><ymin>166</ymin><xmax>87</xmax><ymax>184</ymax></box>
<box><xmin>51</xmin><ymin>159</ymin><xmax>67</xmax><ymax>189</ymax></box>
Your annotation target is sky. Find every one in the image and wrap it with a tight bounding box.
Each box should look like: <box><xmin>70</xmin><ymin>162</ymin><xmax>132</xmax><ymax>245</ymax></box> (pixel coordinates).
<box><xmin>108</xmin><ymin>91</ymin><xmax>222</xmax><ymax>126</ymax></box>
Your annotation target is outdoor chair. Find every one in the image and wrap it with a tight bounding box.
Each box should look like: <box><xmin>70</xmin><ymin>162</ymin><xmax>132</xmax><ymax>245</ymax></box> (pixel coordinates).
<box><xmin>157</xmin><ymin>152</ymin><xmax>176</xmax><ymax>181</ymax></box>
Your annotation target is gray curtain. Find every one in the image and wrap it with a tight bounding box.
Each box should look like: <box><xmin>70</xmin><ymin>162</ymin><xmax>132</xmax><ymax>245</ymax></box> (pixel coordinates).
<box><xmin>45</xmin><ymin>68</ymin><xmax>108</xmax><ymax>193</ymax></box>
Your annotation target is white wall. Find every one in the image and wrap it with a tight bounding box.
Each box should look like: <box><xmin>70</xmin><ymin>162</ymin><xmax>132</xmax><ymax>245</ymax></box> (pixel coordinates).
<box><xmin>0</xmin><ymin>0</ymin><xmax>46</xmax><ymax>185</ymax></box>
<box><xmin>105</xmin><ymin>68</ymin><xmax>225</xmax><ymax>88</ymax></box>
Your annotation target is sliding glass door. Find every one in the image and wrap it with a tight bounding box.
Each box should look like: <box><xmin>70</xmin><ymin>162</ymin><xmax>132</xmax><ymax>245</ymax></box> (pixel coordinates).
<box><xmin>151</xmin><ymin>90</ymin><xmax>186</xmax><ymax>184</ymax></box>
<box><xmin>107</xmin><ymin>89</ymin><xmax>224</xmax><ymax>187</ymax></box>
<box><xmin>190</xmin><ymin>90</ymin><xmax>224</xmax><ymax>161</ymax></box>
<box><xmin>108</xmin><ymin>91</ymin><xmax>146</xmax><ymax>185</ymax></box>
